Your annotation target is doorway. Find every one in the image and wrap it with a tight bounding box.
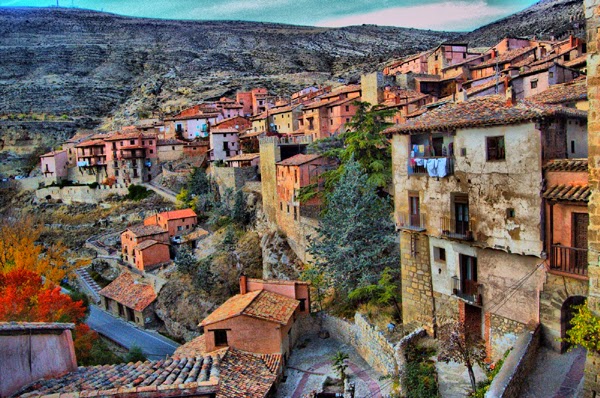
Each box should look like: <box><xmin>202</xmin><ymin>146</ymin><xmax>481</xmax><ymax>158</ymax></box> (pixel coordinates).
<box><xmin>561</xmin><ymin>295</ymin><xmax>586</xmax><ymax>353</ymax></box>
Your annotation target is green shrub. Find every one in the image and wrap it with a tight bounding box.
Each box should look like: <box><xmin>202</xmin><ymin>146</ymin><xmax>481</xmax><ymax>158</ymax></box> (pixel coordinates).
<box><xmin>124</xmin><ymin>345</ymin><xmax>147</xmax><ymax>363</ymax></box>
<box><xmin>563</xmin><ymin>301</ymin><xmax>600</xmax><ymax>353</ymax></box>
<box><xmin>471</xmin><ymin>349</ymin><xmax>510</xmax><ymax>398</ymax></box>
<box><xmin>125</xmin><ymin>184</ymin><xmax>151</xmax><ymax>201</ymax></box>
<box><xmin>403</xmin><ymin>344</ymin><xmax>439</xmax><ymax>398</ymax></box>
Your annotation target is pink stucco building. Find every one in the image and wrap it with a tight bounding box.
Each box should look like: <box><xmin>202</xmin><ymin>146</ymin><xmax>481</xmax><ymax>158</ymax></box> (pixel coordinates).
<box><xmin>40</xmin><ymin>149</ymin><xmax>68</xmax><ymax>185</ymax></box>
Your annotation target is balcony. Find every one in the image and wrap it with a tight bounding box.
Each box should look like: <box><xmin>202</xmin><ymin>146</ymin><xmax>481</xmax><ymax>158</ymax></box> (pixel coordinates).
<box><xmin>397</xmin><ymin>212</ymin><xmax>427</xmax><ymax>232</ymax></box>
<box><xmin>408</xmin><ymin>156</ymin><xmax>454</xmax><ymax>177</ymax></box>
<box><xmin>550</xmin><ymin>245</ymin><xmax>588</xmax><ymax>277</ymax></box>
<box><xmin>452</xmin><ymin>276</ymin><xmax>483</xmax><ymax>306</ymax></box>
<box><xmin>440</xmin><ymin>216</ymin><xmax>474</xmax><ymax>241</ymax></box>
<box><xmin>121</xmin><ymin>150</ymin><xmax>145</xmax><ymax>159</ymax></box>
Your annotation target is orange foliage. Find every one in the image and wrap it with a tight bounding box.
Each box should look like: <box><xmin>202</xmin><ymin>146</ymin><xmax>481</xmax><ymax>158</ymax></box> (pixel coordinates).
<box><xmin>0</xmin><ymin>269</ymin><xmax>86</xmax><ymax>324</ymax></box>
<box><xmin>73</xmin><ymin>323</ymin><xmax>99</xmax><ymax>364</ymax></box>
<box><xmin>0</xmin><ymin>218</ymin><xmax>87</xmax><ymax>285</ymax></box>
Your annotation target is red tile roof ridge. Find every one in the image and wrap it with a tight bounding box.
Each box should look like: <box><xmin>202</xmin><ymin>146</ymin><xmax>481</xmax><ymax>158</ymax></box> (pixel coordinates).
<box><xmin>247</xmin><ymin>277</ymin><xmax>309</xmax><ymax>286</ymax></box>
<box><xmin>276</xmin><ymin>153</ymin><xmax>322</xmax><ymax>166</ymax></box>
<box><xmin>157</xmin><ymin>208</ymin><xmax>197</xmax><ymax>220</ymax></box>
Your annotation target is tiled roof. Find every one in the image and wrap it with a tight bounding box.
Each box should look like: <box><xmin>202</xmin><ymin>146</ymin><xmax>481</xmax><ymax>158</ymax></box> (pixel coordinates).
<box><xmin>18</xmin><ymin>355</ymin><xmax>220</xmax><ymax>398</ymax></box>
<box><xmin>183</xmin><ymin>228</ymin><xmax>210</xmax><ymax>242</ymax></box>
<box><xmin>247</xmin><ymin>278</ymin><xmax>310</xmax><ymax>286</ymax></box>
<box><xmin>225</xmin><ymin>153</ymin><xmax>260</xmax><ymax>162</ymax></box>
<box><xmin>40</xmin><ymin>150</ymin><xmax>67</xmax><ymax>158</ymax></box>
<box><xmin>134</xmin><ymin>239</ymin><xmax>168</xmax><ymax>251</ymax></box>
<box><xmin>200</xmin><ymin>290</ymin><xmax>298</xmax><ymax>326</ymax></box>
<box><xmin>174</xmin><ymin>335</ymin><xmax>208</xmax><ymax>357</ymax></box>
<box><xmin>75</xmin><ymin>139</ymin><xmax>105</xmax><ymax>148</ymax></box>
<box><xmin>318</xmin><ymin>85</ymin><xmax>361</xmax><ymax>99</ymax></box>
<box><xmin>302</xmin><ymin>98</ymin><xmax>338</xmax><ymax>110</ymax></box>
<box><xmin>472</xmin><ymin>47</ymin><xmax>536</xmax><ymax>69</ymax></box>
<box><xmin>384</xmin><ymin>95</ymin><xmax>587</xmax><ymax>135</ymax></box>
<box><xmin>158</xmin><ymin>208</ymin><xmax>197</xmax><ymax>220</ymax></box>
<box><xmin>0</xmin><ymin>322</ymin><xmax>74</xmax><ymax>333</ymax></box>
<box><xmin>218</xmin><ymin>349</ymin><xmax>279</xmax><ymax>398</ymax></box>
<box><xmin>104</xmin><ymin>131</ymin><xmax>156</xmax><ymax>141</ymax></box>
<box><xmin>528</xmin><ymin>78</ymin><xmax>587</xmax><ymax>105</ymax></box>
<box><xmin>465</xmin><ymin>79</ymin><xmax>505</xmax><ymax>96</ymax></box>
<box><xmin>276</xmin><ymin>153</ymin><xmax>322</xmax><ymax>166</ymax></box>
<box><xmin>157</xmin><ymin>139</ymin><xmax>186</xmax><ymax>146</ymax></box>
<box><xmin>99</xmin><ymin>273</ymin><xmax>157</xmax><ymax>312</ymax></box>
<box><xmin>543</xmin><ymin>158</ymin><xmax>588</xmax><ymax>172</ymax></box>
<box><xmin>127</xmin><ymin>224</ymin><xmax>168</xmax><ymax>238</ymax></box>
<box><xmin>565</xmin><ymin>54</ymin><xmax>587</xmax><ymax>68</ymax></box>
<box><xmin>211</xmin><ymin>128</ymin><xmax>239</xmax><ymax>134</ymax></box>
<box><xmin>543</xmin><ymin>184</ymin><xmax>590</xmax><ymax>202</ymax></box>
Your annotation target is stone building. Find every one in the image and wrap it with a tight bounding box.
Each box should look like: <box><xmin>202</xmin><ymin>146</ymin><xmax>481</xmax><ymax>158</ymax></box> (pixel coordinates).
<box><xmin>121</xmin><ymin>224</ymin><xmax>170</xmax><ymax>271</ymax></box>
<box><xmin>99</xmin><ymin>272</ymin><xmax>157</xmax><ymax>328</ymax></box>
<box><xmin>74</xmin><ymin>138</ymin><xmax>108</xmax><ymax>184</ymax></box>
<box><xmin>385</xmin><ymin>93</ymin><xmax>588</xmax><ymax>360</ymax></box>
<box><xmin>104</xmin><ymin>130</ymin><xmax>159</xmax><ymax>185</ymax></box>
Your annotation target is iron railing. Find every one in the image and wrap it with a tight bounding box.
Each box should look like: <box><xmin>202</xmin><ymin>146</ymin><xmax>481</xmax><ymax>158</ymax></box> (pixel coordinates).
<box><xmin>550</xmin><ymin>245</ymin><xmax>588</xmax><ymax>276</ymax></box>
<box><xmin>407</xmin><ymin>156</ymin><xmax>454</xmax><ymax>177</ymax></box>
<box><xmin>452</xmin><ymin>276</ymin><xmax>483</xmax><ymax>306</ymax></box>
<box><xmin>440</xmin><ymin>216</ymin><xmax>474</xmax><ymax>241</ymax></box>
<box><xmin>397</xmin><ymin>212</ymin><xmax>427</xmax><ymax>232</ymax></box>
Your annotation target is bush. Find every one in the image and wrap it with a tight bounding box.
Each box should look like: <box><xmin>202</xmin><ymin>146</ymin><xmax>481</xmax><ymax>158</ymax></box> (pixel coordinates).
<box><xmin>471</xmin><ymin>349</ymin><xmax>510</xmax><ymax>398</ymax></box>
<box><xmin>124</xmin><ymin>345</ymin><xmax>147</xmax><ymax>363</ymax></box>
<box><xmin>403</xmin><ymin>343</ymin><xmax>439</xmax><ymax>398</ymax></box>
<box><xmin>125</xmin><ymin>184</ymin><xmax>151</xmax><ymax>201</ymax></box>
<box><xmin>563</xmin><ymin>301</ymin><xmax>600</xmax><ymax>353</ymax></box>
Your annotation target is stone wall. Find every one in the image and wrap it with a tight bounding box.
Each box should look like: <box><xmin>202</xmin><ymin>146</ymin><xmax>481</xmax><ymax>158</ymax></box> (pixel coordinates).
<box><xmin>36</xmin><ymin>185</ymin><xmax>128</xmax><ymax>204</ymax></box>
<box><xmin>259</xmin><ymin>139</ymin><xmax>280</xmax><ymax>225</ymax></box>
<box><xmin>585</xmin><ymin>1</ymin><xmax>600</xmax><ymax>396</ymax></box>
<box><xmin>540</xmin><ymin>272</ymin><xmax>589</xmax><ymax>351</ymax></box>
<box><xmin>485</xmin><ymin>326</ymin><xmax>541</xmax><ymax>398</ymax></box>
<box><xmin>400</xmin><ymin>231</ymin><xmax>435</xmax><ymax>334</ymax></box>
<box><xmin>210</xmin><ymin>165</ymin><xmax>258</xmax><ymax>195</ymax></box>
<box><xmin>489</xmin><ymin>314</ymin><xmax>526</xmax><ymax>361</ymax></box>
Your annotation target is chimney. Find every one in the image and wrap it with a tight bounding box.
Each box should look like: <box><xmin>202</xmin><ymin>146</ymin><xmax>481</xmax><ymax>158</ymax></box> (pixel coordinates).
<box><xmin>503</xmin><ymin>76</ymin><xmax>510</xmax><ymax>94</ymax></box>
<box><xmin>490</xmin><ymin>49</ymin><xmax>497</xmax><ymax>59</ymax></box>
<box><xmin>457</xmin><ymin>88</ymin><xmax>468</xmax><ymax>103</ymax></box>
<box><xmin>505</xmin><ymin>86</ymin><xmax>515</xmax><ymax>106</ymax></box>
<box><xmin>240</xmin><ymin>274</ymin><xmax>248</xmax><ymax>295</ymax></box>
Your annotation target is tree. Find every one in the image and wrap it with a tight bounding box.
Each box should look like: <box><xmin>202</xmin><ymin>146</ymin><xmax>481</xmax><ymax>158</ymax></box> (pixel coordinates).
<box><xmin>301</xmin><ymin>265</ymin><xmax>327</xmax><ymax>312</ymax></box>
<box><xmin>307</xmin><ymin>159</ymin><xmax>397</xmax><ymax>292</ymax></box>
<box><xmin>124</xmin><ymin>345</ymin><xmax>147</xmax><ymax>363</ymax></box>
<box><xmin>563</xmin><ymin>300</ymin><xmax>600</xmax><ymax>353</ymax></box>
<box><xmin>192</xmin><ymin>257</ymin><xmax>214</xmax><ymax>292</ymax></box>
<box><xmin>187</xmin><ymin>167</ymin><xmax>211</xmax><ymax>197</ymax></box>
<box><xmin>175</xmin><ymin>246</ymin><xmax>197</xmax><ymax>274</ymax></box>
<box><xmin>232</xmin><ymin>190</ymin><xmax>249</xmax><ymax>225</ymax></box>
<box><xmin>437</xmin><ymin>321</ymin><xmax>487</xmax><ymax>392</ymax></box>
<box><xmin>348</xmin><ymin>267</ymin><xmax>402</xmax><ymax>319</ymax></box>
<box><xmin>0</xmin><ymin>218</ymin><xmax>83</xmax><ymax>285</ymax></box>
<box><xmin>331</xmin><ymin>351</ymin><xmax>349</xmax><ymax>383</ymax></box>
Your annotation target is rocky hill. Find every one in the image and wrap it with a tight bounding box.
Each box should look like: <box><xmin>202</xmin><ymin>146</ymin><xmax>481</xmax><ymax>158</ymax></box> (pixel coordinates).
<box><xmin>458</xmin><ymin>0</ymin><xmax>585</xmax><ymax>47</ymax></box>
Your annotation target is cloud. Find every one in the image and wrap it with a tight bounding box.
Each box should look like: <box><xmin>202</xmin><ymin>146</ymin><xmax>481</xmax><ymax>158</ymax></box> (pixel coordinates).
<box><xmin>315</xmin><ymin>0</ymin><xmax>523</xmax><ymax>31</ymax></box>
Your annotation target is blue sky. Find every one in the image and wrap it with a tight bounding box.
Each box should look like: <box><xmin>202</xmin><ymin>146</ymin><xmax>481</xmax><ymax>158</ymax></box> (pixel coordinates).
<box><xmin>0</xmin><ymin>0</ymin><xmax>539</xmax><ymax>31</ymax></box>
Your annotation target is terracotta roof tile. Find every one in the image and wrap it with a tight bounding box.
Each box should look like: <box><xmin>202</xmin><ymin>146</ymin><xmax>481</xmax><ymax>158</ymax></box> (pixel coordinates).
<box><xmin>472</xmin><ymin>47</ymin><xmax>536</xmax><ymax>69</ymax></box>
<box><xmin>158</xmin><ymin>209</ymin><xmax>197</xmax><ymax>220</ymax></box>
<box><xmin>528</xmin><ymin>78</ymin><xmax>587</xmax><ymax>105</ymax></box>
<box><xmin>384</xmin><ymin>95</ymin><xmax>587</xmax><ymax>135</ymax></box>
<box><xmin>157</xmin><ymin>139</ymin><xmax>186</xmax><ymax>146</ymax></box>
<box><xmin>99</xmin><ymin>273</ymin><xmax>157</xmax><ymax>312</ymax></box>
<box><xmin>134</xmin><ymin>239</ymin><xmax>168</xmax><ymax>251</ymax></box>
<box><xmin>200</xmin><ymin>290</ymin><xmax>298</xmax><ymax>326</ymax></box>
<box><xmin>0</xmin><ymin>322</ymin><xmax>74</xmax><ymax>333</ymax></box>
<box><xmin>225</xmin><ymin>153</ymin><xmax>260</xmax><ymax>162</ymax></box>
<box><xmin>127</xmin><ymin>225</ymin><xmax>168</xmax><ymax>238</ymax></box>
<box><xmin>276</xmin><ymin>153</ymin><xmax>322</xmax><ymax>166</ymax></box>
<box><xmin>543</xmin><ymin>158</ymin><xmax>588</xmax><ymax>172</ymax></box>
<box><xmin>218</xmin><ymin>349</ymin><xmax>279</xmax><ymax>398</ymax></box>
<box><xmin>18</xmin><ymin>355</ymin><xmax>220</xmax><ymax>398</ymax></box>
<box><xmin>211</xmin><ymin>128</ymin><xmax>239</xmax><ymax>134</ymax></box>
<box><xmin>543</xmin><ymin>184</ymin><xmax>590</xmax><ymax>202</ymax></box>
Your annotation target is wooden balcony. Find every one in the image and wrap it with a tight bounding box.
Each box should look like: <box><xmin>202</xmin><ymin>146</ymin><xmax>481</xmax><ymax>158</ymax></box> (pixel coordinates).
<box><xmin>452</xmin><ymin>276</ymin><xmax>483</xmax><ymax>306</ymax></box>
<box><xmin>440</xmin><ymin>216</ymin><xmax>474</xmax><ymax>241</ymax></box>
<box><xmin>550</xmin><ymin>245</ymin><xmax>588</xmax><ymax>277</ymax></box>
<box><xmin>397</xmin><ymin>212</ymin><xmax>426</xmax><ymax>232</ymax></box>
<box><xmin>121</xmin><ymin>149</ymin><xmax>145</xmax><ymax>159</ymax></box>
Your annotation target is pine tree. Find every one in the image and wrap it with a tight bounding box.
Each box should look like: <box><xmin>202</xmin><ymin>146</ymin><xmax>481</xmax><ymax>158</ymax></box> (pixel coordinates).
<box><xmin>232</xmin><ymin>190</ymin><xmax>248</xmax><ymax>225</ymax></box>
<box><xmin>307</xmin><ymin>159</ymin><xmax>397</xmax><ymax>292</ymax></box>
<box><xmin>175</xmin><ymin>246</ymin><xmax>197</xmax><ymax>274</ymax></box>
<box><xmin>188</xmin><ymin>167</ymin><xmax>211</xmax><ymax>197</ymax></box>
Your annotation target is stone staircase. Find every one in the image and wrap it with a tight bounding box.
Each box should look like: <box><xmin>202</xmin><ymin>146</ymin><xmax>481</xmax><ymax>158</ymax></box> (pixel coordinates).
<box><xmin>76</xmin><ymin>267</ymin><xmax>102</xmax><ymax>303</ymax></box>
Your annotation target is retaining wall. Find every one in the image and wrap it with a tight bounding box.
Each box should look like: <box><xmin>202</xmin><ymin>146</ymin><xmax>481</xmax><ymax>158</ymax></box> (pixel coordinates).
<box><xmin>36</xmin><ymin>185</ymin><xmax>128</xmax><ymax>204</ymax></box>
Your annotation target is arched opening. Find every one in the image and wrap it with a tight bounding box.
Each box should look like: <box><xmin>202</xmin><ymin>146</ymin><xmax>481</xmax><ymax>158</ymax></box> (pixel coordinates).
<box><xmin>561</xmin><ymin>295</ymin><xmax>586</xmax><ymax>353</ymax></box>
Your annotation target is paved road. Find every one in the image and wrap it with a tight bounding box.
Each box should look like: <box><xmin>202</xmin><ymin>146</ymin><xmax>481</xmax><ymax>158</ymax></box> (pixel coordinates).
<box><xmin>143</xmin><ymin>182</ymin><xmax>177</xmax><ymax>203</ymax></box>
<box><xmin>87</xmin><ymin>306</ymin><xmax>179</xmax><ymax>361</ymax></box>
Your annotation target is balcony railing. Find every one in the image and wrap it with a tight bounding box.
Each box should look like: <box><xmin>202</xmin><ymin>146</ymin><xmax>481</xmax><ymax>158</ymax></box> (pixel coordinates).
<box><xmin>440</xmin><ymin>216</ymin><xmax>474</xmax><ymax>241</ymax></box>
<box><xmin>550</xmin><ymin>245</ymin><xmax>588</xmax><ymax>276</ymax></box>
<box><xmin>397</xmin><ymin>212</ymin><xmax>427</xmax><ymax>232</ymax></box>
<box><xmin>408</xmin><ymin>156</ymin><xmax>454</xmax><ymax>177</ymax></box>
<box><xmin>452</xmin><ymin>276</ymin><xmax>483</xmax><ymax>306</ymax></box>
<box><xmin>121</xmin><ymin>150</ymin><xmax>145</xmax><ymax>159</ymax></box>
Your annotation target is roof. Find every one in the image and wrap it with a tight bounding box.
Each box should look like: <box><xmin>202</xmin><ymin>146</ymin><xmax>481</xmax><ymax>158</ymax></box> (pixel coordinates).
<box><xmin>99</xmin><ymin>273</ymin><xmax>157</xmax><ymax>312</ymax></box>
<box><xmin>276</xmin><ymin>153</ymin><xmax>322</xmax><ymax>167</ymax></box>
<box><xmin>200</xmin><ymin>290</ymin><xmax>299</xmax><ymax>326</ymax></box>
<box><xmin>543</xmin><ymin>184</ymin><xmax>590</xmax><ymax>202</ymax></box>
<box><xmin>40</xmin><ymin>150</ymin><xmax>67</xmax><ymax>158</ymax></box>
<box><xmin>528</xmin><ymin>78</ymin><xmax>587</xmax><ymax>105</ymax></box>
<box><xmin>465</xmin><ymin>79</ymin><xmax>505</xmax><ymax>96</ymax></box>
<box><xmin>544</xmin><ymin>158</ymin><xmax>588</xmax><ymax>172</ymax></box>
<box><xmin>0</xmin><ymin>322</ymin><xmax>74</xmax><ymax>334</ymax></box>
<box><xmin>218</xmin><ymin>349</ymin><xmax>279</xmax><ymax>398</ymax></box>
<box><xmin>247</xmin><ymin>278</ymin><xmax>309</xmax><ymax>286</ymax></box>
<box><xmin>225</xmin><ymin>153</ymin><xmax>260</xmax><ymax>162</ymax></box>
<box><xmin>472</xmin><ymin>46</ymin><xmax>537</xmax><ymax>69</ymax></box>
<box><xmin>158</xmin><ymin>208</ymin><xmax>197</xmax><ymax>220</ymax></box>
<box><xmin>184</xmin><ymin>228</ymin><xmax>210</xmax><ymax>242</ymax></box>
<box><xmin>157</xmin><ymin>139</ymin><xmax>186</xmax><ymax>146</ymax></box>
<box><xmin>127</xmin><ymin>224</ymin><xmax>167</xmax><ymax>238</ymax></box>
<box><xmin>211</xmin><ymin>128</ymin><xmax>240</xmax><ymax>134</ymax></box>
<box><xmin>134</xmin><ymin>239</ymin><xmax>168</xmax><ymax>251</ymax></box>
<box><xmin>565</xmin><ymin>54</ymin><xmax>587</xmax><ymax>68</ymax></box>
<box><xmin>104</xmin><ymin>131</ymin><xmax>156</xmax><ymax>141</ymax></box>
<box><xmin>18</xmin><ymin>355</ymin><xmax>220</xmax><ymax>398</ymax></box>
<box><xmin>75</xmin><ymin>139</ymin><xmax>105</xmax><ymax>148</ymax></box>
<box><xmin>384</xmin><ymin>95</ymin><xmax>588</xmax><ymax>135</ymax></box>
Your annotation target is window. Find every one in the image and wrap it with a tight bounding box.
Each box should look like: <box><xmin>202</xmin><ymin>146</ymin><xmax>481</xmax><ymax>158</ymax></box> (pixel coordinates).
<box><xmin>506</xmin><ymin>208</ymin><xmax>515</xmax><ymax>218</ymax></box>
<box><xmin>549</xmin><ymin>71</ymin><xmax>554</xmax><ymax>78</ymax></box>
<box><xmin>214</xmin><ymin>330</ymin><xmax>228</xmax><ymax>347</ymax></box>
<box><xmin>149</xmin><ymin>149</ymin><xmax>154</xmax><ymax>154</ymax></box>
<box><xmin>571</xmin><ymin>140</ymin><xmax>576</xmax><ymax>154</ymax></box>
<box><xmin>330</xmin><ymin>119</ymin><xmax>333</xmax><ymax>125</ymax></box>
<box><xmin>299</xmin><ymin>299</ymin><xmax>306</xmax><ymax>312</ymax></box>
<box><xmin>459</xmin><ymin>254</ymin><xmax>478</xmax><ymax>295</ymax></box>
<box><xmin>177</xmin><ymin>225</ymin><xmax>183</xmax><ymax>231</ymax></box>
<box><xmin>280</xmin><ymin>202</ymin><xmax>283</xmax><ymax>211</ymax></box>
<box><xmin>486</xmin><ymin>136</ymin><xmax>505</xmax><ymax>161</ymax></box>
<box><xmin>434</xmin><ymin>247</ymin><xmax>446</xmax><ymax>262</ymax></box>
<box><xmin>346</xmin><ymin>118</ymin><xmax>350</xmax><ymax>123</ymax></box>
<box><xmin>294</xmin><ymin>206</ymin><xmax>298</xmax><ymax>221</ymax></box>
<box><xmin>563</xmin><ymin>53</ymin><xmax>571</xmax><ymax>62</ymax></box>
<box><xmin>409</xmin><ymin>193</ymin><xmax>420</xmax><ymax>227</ymax></box>
<box><xmin>130</xmin><ymin>140</ymin><xmax>135</xmax><ymax>145</ymax></box>
<box><xmin>345</xmin><ymin>105</ymin><xmax>350</xmax><ymax>112</ymax></box>
<box><xmin>530</xmin><ymin>80</ymin><xmax>538</xmax><ymax>89</ymax></box>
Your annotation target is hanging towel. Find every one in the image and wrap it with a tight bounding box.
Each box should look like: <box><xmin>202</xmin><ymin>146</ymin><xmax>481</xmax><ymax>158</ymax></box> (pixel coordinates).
<box><xmin>415</xmin><ymin>158</ymin><xmax>424</xmax><ymax>166</ymax></box>
<box><xmin>413</xmin><ymin>145</ymin><xmax>419</xmax><ymax>154</ymax></box>
<box><xmin>436</xmin><ymin>157</ymin><xmax>448</xmax><ymax>178</ymax></box>
<box><xmin>426</xmin><ymin>158</ymin><xmax>438</xmax><ymax>177</ymax></box>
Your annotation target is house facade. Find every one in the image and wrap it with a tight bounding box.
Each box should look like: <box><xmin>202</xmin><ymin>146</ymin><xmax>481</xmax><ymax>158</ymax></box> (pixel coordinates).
<box><xmin>121</xmin><ymin>225</ymin><xmax>170</xmax><ymax>271</ymax></box>
<box><xmin>99</xmin><ymin>272</ymin><xmax>157</xmax><ymax>328</ymax></box>
<box><xmin>144</xmin><ymin>208</ymin><xmax>198</xmax><ymax>237</ymax></box>
<box><xmin>40</xmin><ymin>150</ymin><xmax>68</xmax><ymax>185</ymax></box>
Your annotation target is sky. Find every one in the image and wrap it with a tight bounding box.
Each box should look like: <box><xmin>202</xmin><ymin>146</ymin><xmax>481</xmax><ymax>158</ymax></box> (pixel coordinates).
<box><xmin>0</xmin><ymin>0</ymin><xmax>539</xmax><ymax>31</ymax></box>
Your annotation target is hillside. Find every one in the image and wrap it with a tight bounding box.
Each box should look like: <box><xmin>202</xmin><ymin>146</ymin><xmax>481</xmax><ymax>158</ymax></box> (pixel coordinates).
<box><xmin>458</xmin><ymin>0</ymin><xmax>584</xmax><ymax>46</ymax></box>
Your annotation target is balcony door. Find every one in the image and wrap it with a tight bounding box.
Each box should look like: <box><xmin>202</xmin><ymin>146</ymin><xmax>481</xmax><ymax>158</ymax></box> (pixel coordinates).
<box><xmin>409</xmin><ymin>194</ymin><xmax>420</xmax><ymax>227</ymax></box>
<box><xmin>454</xmin><ymin>195</ymin><xmax>469</xmax><ymax>235</ymax></box>
<box><xmin>460</xmin><ymin>254</ymin><xmax>477</xmax><ymax>296</ymax></box>
<box><xmin>572</xmin><ymin>213</ymin><xmax>589</xmax><ymax>269</ymax></box>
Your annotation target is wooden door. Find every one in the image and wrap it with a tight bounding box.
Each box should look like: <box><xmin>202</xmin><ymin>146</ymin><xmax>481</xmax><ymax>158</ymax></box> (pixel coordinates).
<box><xmin>460</xmin><ymin>255</ymin><xmax>477</xmax><ymax>296</ymax></box>
<box><xmin>455</xmin><ymin>202</ymin><xmax>469</xmax><ymax>235</ymax></box>
<box><xmin>409</xmin><ymin>194</ymin><xmax>420</xmax><ymax>227</ymax></box>
<box><xmin>572</xmin><ymin>213</ymin><xmax>589</xmax><ymax>269</ymax></box>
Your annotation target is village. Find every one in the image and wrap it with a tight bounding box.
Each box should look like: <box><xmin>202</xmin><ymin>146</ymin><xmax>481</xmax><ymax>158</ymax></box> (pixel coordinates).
<box><xmin>1</xmin><ymin>13</ymin><xmax>600</xmax><ymax>398</ymax></box>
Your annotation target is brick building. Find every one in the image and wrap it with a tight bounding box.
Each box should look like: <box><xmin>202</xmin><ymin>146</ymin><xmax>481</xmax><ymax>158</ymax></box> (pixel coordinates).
<box><xmin>121</xmin><ymin>225</ymin><xmax>170</xmax><ymax>271</ymax></box>
<box><xmin>99</xmin><ymin>272</ymin><xmax>157</xmax><ymax>328</ymax></box>
<box><xmin>144</xmin><ymin>208</ymin><xmax>198</xmax><ymax>238</ymax></box>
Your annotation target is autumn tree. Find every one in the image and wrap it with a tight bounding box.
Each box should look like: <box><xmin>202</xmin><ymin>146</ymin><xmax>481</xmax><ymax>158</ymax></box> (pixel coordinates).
<box><xmin>437</xmin><ymin>321</ymin><xmax>487</xmax><ymax>392</ymax></box>
<box><xmin>0</xmin><ymin>218</ymin><xmax>83</xmax><ymax>285</ymax></box>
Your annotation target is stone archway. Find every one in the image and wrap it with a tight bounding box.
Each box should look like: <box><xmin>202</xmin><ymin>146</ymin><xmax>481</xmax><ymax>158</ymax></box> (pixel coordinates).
<box><xmin>561</xmin><ymin>295</ymin><xmax>586</xmax><ymax>353</ymax></box>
